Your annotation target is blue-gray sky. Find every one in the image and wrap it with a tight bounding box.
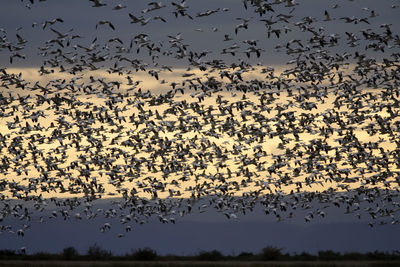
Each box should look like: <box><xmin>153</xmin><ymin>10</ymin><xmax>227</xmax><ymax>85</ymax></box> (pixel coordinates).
<box><xmin>1</xmin><ymin>199</ymin><xmax>399</xmax><ymax>255</ymax></box>
<box><xmin>1</xmin><ymin>0</ymin><xmax>399</xmax><ymax>67</ymax></box>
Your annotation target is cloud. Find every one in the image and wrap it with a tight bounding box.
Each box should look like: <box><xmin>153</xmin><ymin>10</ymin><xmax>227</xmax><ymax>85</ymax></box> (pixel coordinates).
<box><xmin>1</xmin><ymin>63</ymin><xmax>397</xmax><ymax>200</ymax></box>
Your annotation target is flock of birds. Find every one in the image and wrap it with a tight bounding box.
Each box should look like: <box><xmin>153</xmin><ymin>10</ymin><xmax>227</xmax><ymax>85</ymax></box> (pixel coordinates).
<box><xmin>0</xmin><ymin>0</ymin><xmax>400</xmax><ymax>238</ymax></box>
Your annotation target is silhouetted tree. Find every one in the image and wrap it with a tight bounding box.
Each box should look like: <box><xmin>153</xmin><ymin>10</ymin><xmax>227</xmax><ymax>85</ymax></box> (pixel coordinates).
<box><xmin>366</xmin><ymin>250</ymin><xmax>388</xmax><ymax>260</ymax></box>
<box><xmin>0</xmin><ymin>249</ymin><xmax>16</xmax><ymax>260</ymax></box>
<box><xmin>62</xmin><ymin>246</ymin><xmax>79</xmax><ymax>260</ymax></box>
<box><xmin>87</xmin><ymin>244</ymin><xmax>112</xmax><ymax>260</ymax></box>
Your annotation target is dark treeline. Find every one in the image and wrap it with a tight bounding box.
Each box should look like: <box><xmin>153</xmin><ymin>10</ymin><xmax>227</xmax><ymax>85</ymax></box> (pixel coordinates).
<box><xmin>1</xmin><ymin>245</ymin><xmax>400</xmax><ymax>262</ymax></box>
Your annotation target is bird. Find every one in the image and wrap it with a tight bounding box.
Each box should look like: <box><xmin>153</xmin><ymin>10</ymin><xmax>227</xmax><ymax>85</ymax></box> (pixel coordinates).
<box><xmin>323</xmin><ymin>10</ymin><xmax>334</xmax><ymax>21</ymax></box>
<box><xmin>42</xmin><ymin>17</ymin><xmax>63</xmax><ymax>29</ymax></box>
<box><xmin>96</xmin><ymin>20</ymin><xmax>115</xmax><ymax>30</ymax></box>
<box><xmin>142</xmin><ymin>2</ymin><xmax>166</xmax><ymax>13</ymax></box>
<box><xmin>89</xmin><ymin>0</ymin><xmax>106</xmax><ymax>8</ymax></box>
<box><xmin>129</xmin><ymin>13</ymin><xmax>144</xmax><ymax>24</ymax></box>
<box><xmin>112</xmin><ymin>4</ymin><xmax>126</xmax><ymax>10</ymax></box>
<box><xmin>235</xmin><ymin>18</ymin><xmax>250</xmax><ymax>34</ymax></box>
<box><xmin>0</xmin><ymin>0</ymin><xmax>399</xmax><ymax>238</ymax></box>
<box><xmin>285</xmin><ymin>0</ymin><xmax>298</xmax><ymax>7</ymax></box>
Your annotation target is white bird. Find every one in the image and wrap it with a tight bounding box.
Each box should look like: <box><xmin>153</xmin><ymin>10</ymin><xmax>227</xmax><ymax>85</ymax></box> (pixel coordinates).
<box><xmin>323</xmin><ymin>10</ymin><xmax>334</xmax><ymax>21</ymax></box>
<box><xmin>96</xmin><ymin>20</ymin><xmax>115</xmax><ymax>30</ymax></box>
<box><xmin>113</xmin><ymin>4</ymin><xmax>126</xmax><ymax>10</ymax></box>
<box><xmin>142</xmin><ymin>2</ymin><xmax>166</xmax><ymax>13</ymax></box>
<box><xmin>285</xmin><ymin>0</ymin><xmax>298</xmax><ymax>7</ymax></box>
<box><xmin>89</xmin><ymin>0</ymin><xmax>106</xmax><ymax>7</ymax></box>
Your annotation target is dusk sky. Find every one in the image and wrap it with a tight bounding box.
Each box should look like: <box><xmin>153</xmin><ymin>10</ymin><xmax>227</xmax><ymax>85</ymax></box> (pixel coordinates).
<box><xmin>0</xmin><ymin>0</ymin><xmax>400</xmax><ymax>256</ymax></box>
<box><xmin>1</xmin><ymin>0</ymin><xmax>399</xmax><ymax>66</ymax></box>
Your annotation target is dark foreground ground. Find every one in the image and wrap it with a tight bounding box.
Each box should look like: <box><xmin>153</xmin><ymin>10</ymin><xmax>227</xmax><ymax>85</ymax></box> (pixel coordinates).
<box><xmin>1</xmin><ymin>261</ymin><xmax>400</xmax><ymax>267</ymax></box>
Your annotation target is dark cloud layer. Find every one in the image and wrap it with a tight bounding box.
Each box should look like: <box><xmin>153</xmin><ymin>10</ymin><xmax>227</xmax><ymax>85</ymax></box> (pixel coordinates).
<box><xmin>1</xmin><ymin>0</ymin><xmax>399</xmax><ymax>66</ymax></box>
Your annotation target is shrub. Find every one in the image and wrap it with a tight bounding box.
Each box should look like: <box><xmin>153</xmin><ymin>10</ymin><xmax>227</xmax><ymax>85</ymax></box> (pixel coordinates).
<box><xmin>130</xmin><ymin>248</ymin><xmax>158</xmax><ymax>261</ymax></box>
<box><xmin>87</xmin><ymin>244</ymin><xmax>112</xmax><ymax>260</ymax></box>
<box><xmin>342</xmin><ymin>252</ymin><xmax>365</xmax><ymax>261</ymax></box>
<box><xmin>237</xmin><ymin>251</ymin><xmax>254</xmax><ymax>260</ymax></box>
<box><xmin>318</xmin><ymin>250</ymin><xmax>341</xmax><ymax>261</ymax></box>
<box><xmin>197</xmin><ymin>250</ymin><xmax>224</xmax><ymax>261</ymax></box>
<box><xmin>260</xmin><ymin>246</ymin><xmax>283</xmax><ymax>261</ymax></box>
<box><xmin>30</xmin><ymin>252</ymin><xmax>58</xmax><ymax>260</ymax></box>
<box><xmin>0</xmin><ymin>249</ymin><xmax>16</xmax><ymax>260</ymax></box>
<box><xmin>62</xmin><ymin>246</ymin><xmax>79</xmax><ymax>260</ymax></box>
<box><xmin>292</xmin><ymin>252</ymin><xmax>317</xmax><ymax>261</ymax></box>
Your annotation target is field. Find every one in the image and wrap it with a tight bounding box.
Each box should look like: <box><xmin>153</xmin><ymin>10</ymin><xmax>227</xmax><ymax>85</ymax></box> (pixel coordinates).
<box><xmin>1</xmin><ymin>261</ymin><xmax>400</xmax><ymax>267</ymax></box>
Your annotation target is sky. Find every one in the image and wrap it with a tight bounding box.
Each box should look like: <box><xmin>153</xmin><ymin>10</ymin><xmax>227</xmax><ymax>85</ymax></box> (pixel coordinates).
<box><xmin>1</xmin><ymin>198</ymin><xmax>399</xmax><ymax>255</ymax></box>
<box><xmin>1</xmin><ymin>0</ymin><xmax>399</xmax><ymax>67</ymax></box>
<box><xmin>0</xmin><ymin>0</ymin><xmax>400</xmax><ymax>255</ymax></box>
